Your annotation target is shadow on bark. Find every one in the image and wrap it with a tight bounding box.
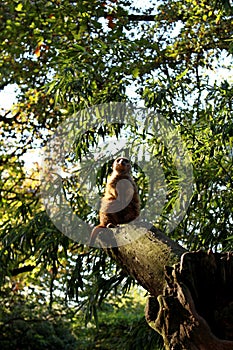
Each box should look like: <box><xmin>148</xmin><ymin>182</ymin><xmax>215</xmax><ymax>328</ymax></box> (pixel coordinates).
<box><xmin>146</xmin><ymin>251</ymin><xmax>233</xmax><ymax>350</ymax></box>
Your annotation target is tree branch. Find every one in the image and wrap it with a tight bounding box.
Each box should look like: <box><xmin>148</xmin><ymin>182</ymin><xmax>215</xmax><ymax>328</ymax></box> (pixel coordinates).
<box><xmin>11</xmin><ymin>265</ymin><xmax>36</xmax><ymax>276</ymax></box>
<box><xmin>95</xmin><ymin>224</ymin><xmax>186</xmax><ymax>297</ymax></box>
<box><xmin>127</xmin><ymin>14</ymin><xmax>156</xmax><ymax>21</ymax></box>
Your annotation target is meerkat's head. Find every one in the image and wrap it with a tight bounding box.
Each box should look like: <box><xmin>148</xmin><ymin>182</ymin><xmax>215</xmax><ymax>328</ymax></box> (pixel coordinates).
<box><xmin>113</xmin><ymin>157</ymin><xmax>131</xmax><ymax>174</ymax></box>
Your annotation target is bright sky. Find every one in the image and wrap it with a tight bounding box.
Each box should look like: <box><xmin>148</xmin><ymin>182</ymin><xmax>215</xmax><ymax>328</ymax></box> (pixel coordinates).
<box><xmin>0</xmin><ymin>83</ymin><xmax>19</xmax><ymax>110</ymax></box>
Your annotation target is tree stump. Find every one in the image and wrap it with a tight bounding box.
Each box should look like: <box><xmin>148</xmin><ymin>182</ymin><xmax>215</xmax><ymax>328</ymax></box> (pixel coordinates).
<box><xmin>97</xmin><ymin>226</ymin><xmax>233</xmax><ymax>349</ymax></box>
<box><xmin>146</xmin><ymin>251</ymin><xmax>233</xmax><ymax>350</ymax></box>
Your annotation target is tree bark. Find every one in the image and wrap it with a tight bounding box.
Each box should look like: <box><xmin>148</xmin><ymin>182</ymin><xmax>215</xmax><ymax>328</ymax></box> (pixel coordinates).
<box><xmin>96</xmin><ymin>226</ymin><xmax>233</xmax><ymax>349</ymax></box>
<box><xmin>96</xmin><ymin>224</ymin><xmax>186</xmax><ymax>297</ymax></box>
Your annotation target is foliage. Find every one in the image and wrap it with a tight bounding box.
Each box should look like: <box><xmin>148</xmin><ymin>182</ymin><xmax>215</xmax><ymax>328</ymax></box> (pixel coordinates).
<box><xmin>0</xmin><ymin>284</ymin><xmax>77</xmax><ymax>350</ymax></box>
<box><xmin>0</xmin><ymin>284</ymin><xmax>163</xmax><ymax>350</ymax></box>
<box><xmin>0</xmin><ymin>0</ymin><xmax>233</xmax><ymax>348</ymax></box>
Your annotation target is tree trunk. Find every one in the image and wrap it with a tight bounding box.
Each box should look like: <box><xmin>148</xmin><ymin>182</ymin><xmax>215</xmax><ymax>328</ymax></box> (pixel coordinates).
<box><xmin>96</xmin><ymin>225</ymin><xmax>233</xmax><ymax>349</ymax></box>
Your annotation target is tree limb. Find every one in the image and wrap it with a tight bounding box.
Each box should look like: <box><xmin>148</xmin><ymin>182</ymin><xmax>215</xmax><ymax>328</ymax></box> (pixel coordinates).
<box><xmin>95</xmin><ymin>224</ymin><xmax>186</xmax><ymax>297</ymax></box>
<box><xmin>11</xmin><ymin>265</ymin><xmax>36</xmax><ymax>276</ymax></box>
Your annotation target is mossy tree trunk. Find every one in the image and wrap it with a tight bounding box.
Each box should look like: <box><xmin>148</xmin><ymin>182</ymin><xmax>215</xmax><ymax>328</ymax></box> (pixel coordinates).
<box><xmin>97</xmin><ymin>225</ymin><xmax>233</xmax><ymax>349</ymax></box>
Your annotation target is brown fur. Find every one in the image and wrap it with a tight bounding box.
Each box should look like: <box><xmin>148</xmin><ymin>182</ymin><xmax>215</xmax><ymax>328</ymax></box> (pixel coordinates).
<box><xmin>89</xmin><ymin>157</ymin><xmax>140</xmax><ymax>245</ymax></box>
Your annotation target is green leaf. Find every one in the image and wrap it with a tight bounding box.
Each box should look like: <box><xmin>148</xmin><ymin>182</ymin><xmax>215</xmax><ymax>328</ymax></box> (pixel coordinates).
<box><xmin>15</xmin><ymin>3</ymin><xmax>23</xmax><ymax>12</ymax></box>
<box><xmin>132</xmin><ymin>67</ymin><xmax>140</xmax><ymax>78</ymax></box>
<box><xmin>176</xmin><ymin>67</ymin><xmax>189</xmax><ymax>81</ymax></box>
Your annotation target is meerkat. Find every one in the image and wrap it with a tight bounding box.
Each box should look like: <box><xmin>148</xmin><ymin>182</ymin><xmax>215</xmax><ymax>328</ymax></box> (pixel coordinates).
<box><xmin>89</xmin><ymin>157</ymin><xmax>140</xmax><ymax>246</ymax></box>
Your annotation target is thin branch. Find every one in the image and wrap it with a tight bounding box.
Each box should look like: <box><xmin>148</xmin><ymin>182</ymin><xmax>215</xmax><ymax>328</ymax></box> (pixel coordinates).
<box><xmin>11</xmin><ymin>264</ymin><xmax>36</xmax><ymax>276</ymax></box>
<box><xmin>127</xmin><ymin>14</ymin><xmax>156</xmax><ymax>21</ymax></box>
